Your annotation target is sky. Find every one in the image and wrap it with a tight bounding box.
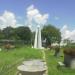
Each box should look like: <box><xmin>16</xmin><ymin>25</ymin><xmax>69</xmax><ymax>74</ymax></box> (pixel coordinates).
<box><xmin>0</xmin><ymin>0</ymin><xmax>75</xmax><ymax>41</ymax></box>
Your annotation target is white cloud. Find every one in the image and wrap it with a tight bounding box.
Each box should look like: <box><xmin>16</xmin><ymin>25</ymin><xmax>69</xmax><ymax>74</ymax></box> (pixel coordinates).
<box><xmin>61</xmin><ymin>25</ymin><xmax>75</xmax><ymax>41</ymax></box>
<box><xmin>27</xmin><ymin>5</ymin><xmax>34</xmax><ymax>11</ymax></box>
<box><xmin>0</xmin><ymin>10</ymin><xmax>17</xmax><ymax>29</ymax></box>
<box><xmin>26</xmin><ymin>5</ymin><xmax>39</xmax><ymax>25</ymax></box>
<box><xmin>0</xmin><ymin>5</ymin><xmax>49</xmax><ymax>30</ymax></box>
<box><xmin>34</xmin><ymin>14</ymin><xmax>49</xmax><ymax>25</ymax></box>
<box><xmin>26</xmin><ymin>5</ymin><xmax>49</xmax><ymax>27</ymax></box>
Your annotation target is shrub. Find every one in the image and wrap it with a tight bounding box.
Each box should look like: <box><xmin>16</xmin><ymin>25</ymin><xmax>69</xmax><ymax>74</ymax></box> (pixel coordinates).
<box><xmin>4</xmin><ymin>43</ymin><xmax>15</xmax><ymax>50</ymax></box>
<box><xmin>63</xmin><ymin>44</ymin><xmax>75</xmax><ymax>56</ymax></box>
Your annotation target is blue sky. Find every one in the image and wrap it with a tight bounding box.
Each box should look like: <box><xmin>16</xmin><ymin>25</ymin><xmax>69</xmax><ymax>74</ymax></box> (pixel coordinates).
<box><xmin>0</xmin><ymin>0</ymin><xmax>75</xmax><ymax>30</ymax></box>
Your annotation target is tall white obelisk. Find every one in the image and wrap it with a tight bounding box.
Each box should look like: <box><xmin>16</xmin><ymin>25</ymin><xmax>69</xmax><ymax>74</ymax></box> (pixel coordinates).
<box><xmin>37</xmin><ymin>26</ymin><xmax>42</xmax><ymax>49</ymax></box>
<box><xmin>34</xmin><ymin>25</ymin><xmax>42</xmax><ymax>49</ymax></box>
<box><xmin>34</xmin><ymin>28</ymin><xmax>38</xmax><ymax>48</ymax></box>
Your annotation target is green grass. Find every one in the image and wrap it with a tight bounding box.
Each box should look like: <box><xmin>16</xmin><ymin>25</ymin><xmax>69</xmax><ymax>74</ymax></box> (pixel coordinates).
<box><xmin>45</xmin><ymin>50</ymin><xmax>75</xmax><ymax>75</ymax></box>
<box><xmin>0</xmin><ymin>46</ymin><xmax>43</xmax><ymax>75</ymax></box>
<box><xmin>0</xmin><ymin>47</ymin><xmax>75</xmax><ymax>75</ymax></box>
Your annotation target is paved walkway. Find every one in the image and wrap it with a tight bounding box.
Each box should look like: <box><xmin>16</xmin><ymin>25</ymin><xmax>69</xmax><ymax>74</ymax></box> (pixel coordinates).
<box><xmin>17</xmin><ymin>50</ymin><xmax>48</xmax><ymax>75</ymax></box>
<box><xmin>41</xmin><ymin>50</ymin><xmax>48</xmax><ymax>75</ymax></box>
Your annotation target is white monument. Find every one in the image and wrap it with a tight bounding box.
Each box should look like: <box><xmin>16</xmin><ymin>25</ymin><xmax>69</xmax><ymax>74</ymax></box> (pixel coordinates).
<box><xmin>34</xmin><ymin>25</ymin><xmax>42</xmax><ymax>49</ymax></box>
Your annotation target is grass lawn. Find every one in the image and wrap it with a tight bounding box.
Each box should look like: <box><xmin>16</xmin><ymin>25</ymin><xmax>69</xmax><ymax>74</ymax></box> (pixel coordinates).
<box><xmin>0</xmin><ymin>47</ymin><xmax>75</xmax><ymax>75</ymax></box>
<box><xmin>0</xmin><ymin>46</ymin><xmax>43</xmax><ymax>75</ymax></box>
<box><xmin>45</xmin><ymin>50</ymin><xmax>75</xmax><ymax>75</ymax></box>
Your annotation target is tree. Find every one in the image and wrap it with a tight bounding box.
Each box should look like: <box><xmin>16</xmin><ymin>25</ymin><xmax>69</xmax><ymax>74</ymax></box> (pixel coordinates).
<box><xmin>2</xmin><ymin>27</ymin><xmax>16</xmax><ymax>40</ymax></box>
<box><xmin>63</xmin><ymin>39</ymin><xmax>74</xmax><ymax>45</ymax></box>
<box><xmin>15</xmin><ymin>26</ymin><xmax>32</xmax><ymax>44</ymax></box>
<box><xmin>0</xmin><ymin>29</ymin><xmax>4</xmax><ymax>39</ymax></box>
<box><xmin>41</xmin><ymin>24</ymin><xmax>61</xmax><ymax>47</ymax></box>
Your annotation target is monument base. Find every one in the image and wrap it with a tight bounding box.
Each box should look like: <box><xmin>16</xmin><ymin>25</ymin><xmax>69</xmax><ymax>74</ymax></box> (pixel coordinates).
<box><xmin>17</xmin><ymin>59</ymin><xmax>47</xmax><ymax>75</ymax></box>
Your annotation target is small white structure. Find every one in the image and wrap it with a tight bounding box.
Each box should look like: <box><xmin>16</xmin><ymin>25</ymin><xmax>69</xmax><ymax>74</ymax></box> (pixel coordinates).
<box><xmin>0</xmin><ymin>48</ymin><xmax>2</xmax><ymax>51</ymax></box>
<box><xmin>34</xmin><ymin>26</ymin><xmax>42</xmax><ymax>49</ymax></box>
<box><xmin>51</xmin><ymin>43</ymin><xmax>59</xmax><ymax>46</ymax></box>
<box><xmin>17</xmin><ymin>59</ymin><xmax>47</xmax><ymax>75</ymax></box>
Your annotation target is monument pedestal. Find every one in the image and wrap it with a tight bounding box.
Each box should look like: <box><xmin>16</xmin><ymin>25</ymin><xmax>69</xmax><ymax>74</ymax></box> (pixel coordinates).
<box><xmin>17</xmin><ymin>59</ymin><xmax>47</xmax><ymax>75</ymax></box>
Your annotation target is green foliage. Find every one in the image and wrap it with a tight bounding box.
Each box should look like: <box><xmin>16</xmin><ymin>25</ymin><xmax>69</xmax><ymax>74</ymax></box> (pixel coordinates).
<box><xmin>15</xmin><ymin>26</ymin><xmax>32</xmax><ymax>44</ymax></box>
<box><xmin>63</xmin><ymin>43</ymin><xmax>75</xmax><ymax>56</ymax></box>
<box><xmin>0</xmin><ymin>29</ymin><xmax>5</xmax><ymax>39</ymax></box>
<box><xmin>2</xmin><ymin>27</ymin><xmax>16</xmax><ymax>40</ymax></box>
<box><xmin>0</xmin><ymin>26</ymin><xmax>32</xmax><ymax>45</ymax></box>
<box><xmin>42</xmin><ymin>24</ymin><xmax>61</xmax><ymax>47</ymax></box>
<box><xmin>63</xmin><ymin>39</ymin><xmax>73</xmax><ymax>45</ymax></box>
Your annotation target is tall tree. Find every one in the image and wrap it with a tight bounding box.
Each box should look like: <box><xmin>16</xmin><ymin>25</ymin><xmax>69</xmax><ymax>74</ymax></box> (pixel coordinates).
<box><xmin>0</xmin><ymin>29</ymin><xmax>4</xmax><ymax>39</ymax></box>
<box><xmin>2</xmin><ymin>27</ymin><xmax>16</xmax><ymax>40</ymax></box>
<box><xmin>15</xmin><ymin>26</ymin><xmax>32</xmax><ymax>44</ymax></box>
<box><xmin>41</xmin><ymin>24</ymin><xmax>61</xmax><ymax>47</ymax></box>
